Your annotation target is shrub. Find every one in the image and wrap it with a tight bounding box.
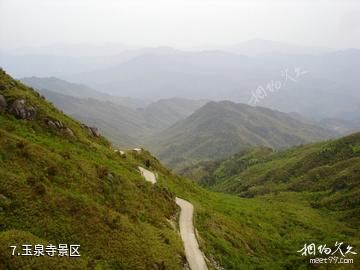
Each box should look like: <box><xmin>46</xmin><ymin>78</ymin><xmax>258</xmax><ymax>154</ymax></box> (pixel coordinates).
<box><xmin>46</xmin><ymin>166</ymin><xmax>58</xmax><ymax>176</ymax></box>
<box><xmin>97</xmin><ymin>166</ymin><xmax>110</xmax><ymax>179</ymax></box>
<box><xmin>33</xmin><ymin>182</ymin><xmax>46</xmax><ymax>196</ymax></box>
<box><xmin>351</xmin><ymin>144</ymin><xmax>360</xmax><ymax>154</ymax></box>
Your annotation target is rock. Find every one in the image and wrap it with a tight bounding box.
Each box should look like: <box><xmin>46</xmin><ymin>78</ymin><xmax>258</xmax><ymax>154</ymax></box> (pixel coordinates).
<box><xmin>47</xmin><ymin>119</ymin><xmax>74</xmax><ymax>138</ymax></box>
<box><xmin>114</xmin><ymin>149</ymin><xmax>125</xmax><ymax>156</ymax></box>
<box><xmin>0</xmin><ymin>95</ymin><xmax>7</xmax><ymax>112</ymax></box>
<box><xmin>64</xmin><ymin>127</ymin><xmax>75</xmax><ymax>137</ymax></box>
<box><xmin>55</xmin><ymin>121</ymin><xmax>64</xmax><ymax>129</ymax></box>
<box><xmin>47</xmin><ymin>120</ymin><xmax>57</xmax><ymax>129</ymax></box>
<box><xmin>82</xmin><ymin>124</ymin><xmax>100</xmax><ymax>137</ymax></box>
<box><xmin>84</xmin><ymin>126</ymin><xmax>90</xmax><ymax>135</ymax></box>
<box><xmin>106</xmin><ymin>173</ymin><xmax>114</xmax><ymax>181</ymax></box>
<box><xmin>9</xmin><ymin>99</ymin><xmax>37</xmax><ymax>120</ymax></box>
<box><xmin>90</xmin><ymin>127</ymin><xmax>101</xmax><ymax>137</ymax></box>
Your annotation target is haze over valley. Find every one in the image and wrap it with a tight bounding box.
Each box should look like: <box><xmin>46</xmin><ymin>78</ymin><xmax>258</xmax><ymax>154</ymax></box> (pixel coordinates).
<box><xmin>16</xmin><ymin>47</ymin><xmax>360</xmax><ymax>171</ymax></box>
<box><xmin>1</xmin><ymin>0</ymin><xmax>359</xmax><ymax>269</ymax></box>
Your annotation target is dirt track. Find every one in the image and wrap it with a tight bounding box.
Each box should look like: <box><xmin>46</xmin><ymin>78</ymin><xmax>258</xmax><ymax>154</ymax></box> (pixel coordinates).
<box><xmin>138</xmin><ymin>166</ymin><xmax>157</xmax><ymax>184</ymax></box>
<box><xmin>138</xmin><ymin>166</ymin><xmax>208</xmax><ymax>270</ymax></box>
<box><xmin>176</xmin><ymin>197</ymin><xmax>208</xmax><ymax>270</ymax></box>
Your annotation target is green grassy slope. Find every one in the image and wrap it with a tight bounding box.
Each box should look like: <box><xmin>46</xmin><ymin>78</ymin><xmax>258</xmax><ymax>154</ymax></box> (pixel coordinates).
<box><xmin>0</xmin><ymin>69</ymin><xmax>184</xmax><ymax>269</ymax></box>
<box><xmin>21</xmin><ymin>77</ymin><xmax>208</xmax><ymax>148</ymax></box>
<box><xmin>38</xmin><ymin>89</ymin><xmax>151</xmax><ymax>147</ymax></box>
<box><xmin>39</xmin><ymin>90</ymin><xmax>208</xmax><ymax>148</ymax></box>
<box><xmin>183</xmin><ymin>133</ymin><xmax>360</xmax><ymax>228</ymax></box>
<box><xmin>153</xmin><ymin>161</ymin><xmax>359</xmax><ymax>269</ymax></box>
<box><xmin>147</xmin><ymin>101</ymin><xmax>337</xmax><ymax>171</ymax></box>
<box><xmin>1</xmin><ymin>69</ymin><xmax>358</xmax><ymax>269</ymax></box>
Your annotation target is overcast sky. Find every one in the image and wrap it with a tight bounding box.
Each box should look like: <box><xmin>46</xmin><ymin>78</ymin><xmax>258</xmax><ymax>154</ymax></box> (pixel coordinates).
<box><xmin>0</xmin><ymin>0</ymin><xmax>359</xmax><ymax>50</ymax></box>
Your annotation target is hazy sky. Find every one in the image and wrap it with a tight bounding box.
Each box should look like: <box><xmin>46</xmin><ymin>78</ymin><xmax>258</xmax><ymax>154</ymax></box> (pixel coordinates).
<box><xmin>1</xmin><ymin>0</ymin><xmax>359</xmax><ymax>50</ymax></box>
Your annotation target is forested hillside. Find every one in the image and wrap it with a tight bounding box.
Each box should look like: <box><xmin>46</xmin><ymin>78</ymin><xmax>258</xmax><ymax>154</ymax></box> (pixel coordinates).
<box><xmin>0</xmin><ymin>69</ymin><xmax>184</xmax><ymax>269</ymax></box>
<box><xmin>149</xmin><ymin>101</ymin><xmax>336</xmax><ymax>170</ymax></box>
<box><xmin>183</xmin><ymin>133</ymin><xmax>360</xmax><ymax>228</ymax></box>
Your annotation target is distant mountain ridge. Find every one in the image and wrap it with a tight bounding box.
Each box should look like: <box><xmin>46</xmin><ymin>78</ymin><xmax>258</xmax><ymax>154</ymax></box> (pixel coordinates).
<box><xmin>3</xmin><ymin>43</ymin><xmax>359</xmax><ymax>122</ymax></box>
<box><xmin>20</xmin><ymin>77</ymin><xmax>208</xmax><ymax>147</ymax></box>
<box><xmin>20</xmin><ymin>77</ymin><xmax>340</xmax><ymax>166</ymax></box>
<box><xmin>37</xmin><ymin>90</ymin><xmax>208</xmax><ymax>147</ymax></box>
<box><xmin>64</xmin><ymin>47</ymin><xmax>360</xmax><ymax>121</ymax></box>
<box><xmin>37</xmin><ymin>89</ymin><xmax>150</xmax><ymax>146</ymax></box>
<box><xmin>2</xmin><ymin>68</ymin><xmax>358</xmax><ymax>270</ymax></box>
<box><xmin>147</xmin><ymin>101</ymin><xmax>338</xmax><ymax>170</ymax></box>
<box><xmin>20</xmin><ymin>76</ymin><xmax>149</xmax><ymax>109</ymax></box>
<box><xmin>141</xmin><ymin>98</ymin><xmax>209</xmax><ymax>130</ymax></box>
<box><xmin>226</xmin><ymin>38</ymin><xmax>332</xmax><ymax>56</ymax></box>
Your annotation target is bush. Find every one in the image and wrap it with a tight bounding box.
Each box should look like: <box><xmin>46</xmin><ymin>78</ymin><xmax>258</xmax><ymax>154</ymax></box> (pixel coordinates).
<box><xmin>46</xmin><ymin>166</ymin><xmax>58</xmax><ymax>176</ymax></box>
<box><xmin>33</xmin><ymin>182</ymin><xmax>46</xmax><ymax>196</ymax></box>
<box><xmin>351</xmin><ymin>144</ymin><xmax>360</xmax><ymax>154</ymax></box>
<box><xmin>97</xmin><ymin>166</ymin><xmax>110</xmax><ymax>179</ymax></box>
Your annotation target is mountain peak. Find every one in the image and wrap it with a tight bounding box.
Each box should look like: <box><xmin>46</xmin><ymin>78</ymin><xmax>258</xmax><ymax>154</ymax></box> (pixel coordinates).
<box><xmin>148</xmin><ymin>100</ymin><xmax>335</xmax><ymax>170</ymax></box>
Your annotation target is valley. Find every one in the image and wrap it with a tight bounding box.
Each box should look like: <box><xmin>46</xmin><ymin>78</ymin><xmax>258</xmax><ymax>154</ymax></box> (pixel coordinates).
<box><xmin>17</xmin><ymin>77</ymin><xmax>346</xmax><ymax>172</ymax></box>
<box><xmin>0</xmin><ymin>65</ymin><xmax>358</xmax><ymax>269</ymax></box>
<box><xmin>1</xmin><ymin>1</ymin><xmax>359</xmax><ymax>269</ymax></box>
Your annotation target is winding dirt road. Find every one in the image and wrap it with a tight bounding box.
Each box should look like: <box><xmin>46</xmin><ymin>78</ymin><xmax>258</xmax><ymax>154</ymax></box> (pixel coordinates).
<box><xmin>176</xmin><ymin>197</ymin><xmax>208</xmax><ymax>270</ymax></box>
<box><xmin>138</xmin><ymin>166</ymin><xmax>208</xmax><ymax>270</ymax></box>
<box><xmin>138</xmin><ymin>166</ymin><xmax>157</xmax><ymax>184</ymax></box>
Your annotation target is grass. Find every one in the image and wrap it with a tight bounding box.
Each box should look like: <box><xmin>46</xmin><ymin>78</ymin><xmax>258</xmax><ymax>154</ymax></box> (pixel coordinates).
<box><xmin>148</xmin><ymin>100</ymin><xmax>335</xmax><ymax>171</ymax></box>
<box><xmin>0</xmin><ymin>69</ymin><xmax>184</xmax><ymax>269</ymax></box>
<box><xmin>157</xmin><ymin>172</ymin><xmax>359</xmax><ymax>269</ymax></box>
<box><xmin>143</xmin><ymin>134</ymin><xmax>359</xmax><ymax>269</ymax></box>
<box><xmin>170</xmin><ymin>133</ymin><xmax>360</xmax><ymax>269</ymax></box>
<box><xmin>1</xmin><ymin>68</ymin><xmax>358</xmax><ymax>269</ymax></box>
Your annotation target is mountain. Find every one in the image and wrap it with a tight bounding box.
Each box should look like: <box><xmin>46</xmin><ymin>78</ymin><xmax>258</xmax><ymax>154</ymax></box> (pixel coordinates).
<box><xmin>226</xmin><ymin>38</ymin><xmax>332</xmax><ymax>56</ymax></box>
<box><xmin>0</xmin><ymin>68</ymin><xmax>185</xmax><ymax>269</ymax></box>
<box><xmin>65</xmin><ymin>48</ymin><xmax>360</xmax><ymax>121</ymax></box>
<box><xmin>141</xmin><ymin>98</ymin><xmax>208</xmax><ymax>130</ymax></box>
<box><xmin>1</xmin><ymin>69</ymin><xmax>358</xmax><ymax>269</ymax></box>
<box><xmin>66</xmin><ymin>49</ymin><xmax>259</xmax><ymax>100</ymax></box>
<box><xmin>147</xmin><ymin>101</ymin><xmax>338</xmax><ymax>170</ymax></box>
<box><xmin>37</xmin><ymin>89</ymin><xmax>151</xmax><ymax>147</ymax></box>
<box><xmin>288</xmin><ymin>112</ymin><xmax>360</xmax><ymax>136</ymax></box>
<box><xmin>182</xmin><ymin>132</ymin><xmax>360</xmax><ymax>226</ymax></box>
<box><xmin>3</xmin><ymin>45</ymin><xmax>360</xmax><ymax>122</ymax></box>
<box><xmin>20</xmin><ymin>76</ymin><xmax>149</xmax><ymax>109</ymax></box>
<box><xmin>318</xmin><ymin>118</ymin><xmax>360</xmax><ymax>135</ymax></box>
<box><xmin>15</xmin><ymin>80</ymin><xmax>208</xmax><ymax>146</ymax></box>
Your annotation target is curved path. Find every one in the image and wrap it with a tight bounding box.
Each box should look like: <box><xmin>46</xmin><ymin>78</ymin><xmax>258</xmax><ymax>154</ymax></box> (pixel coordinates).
<box><xmin>138</xmin><ymin>166</ymin><xmax>208</xmax><ymax>270</ymax></box>
<box><xmin>176</xmin><ymin>197</ymin><xmax>208</xmax><ymax>270</ymax></box>
<box><xmin>138</xmin><ymin>166</ymin><xmax>157</xmax><ymax>184</ymax></box>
